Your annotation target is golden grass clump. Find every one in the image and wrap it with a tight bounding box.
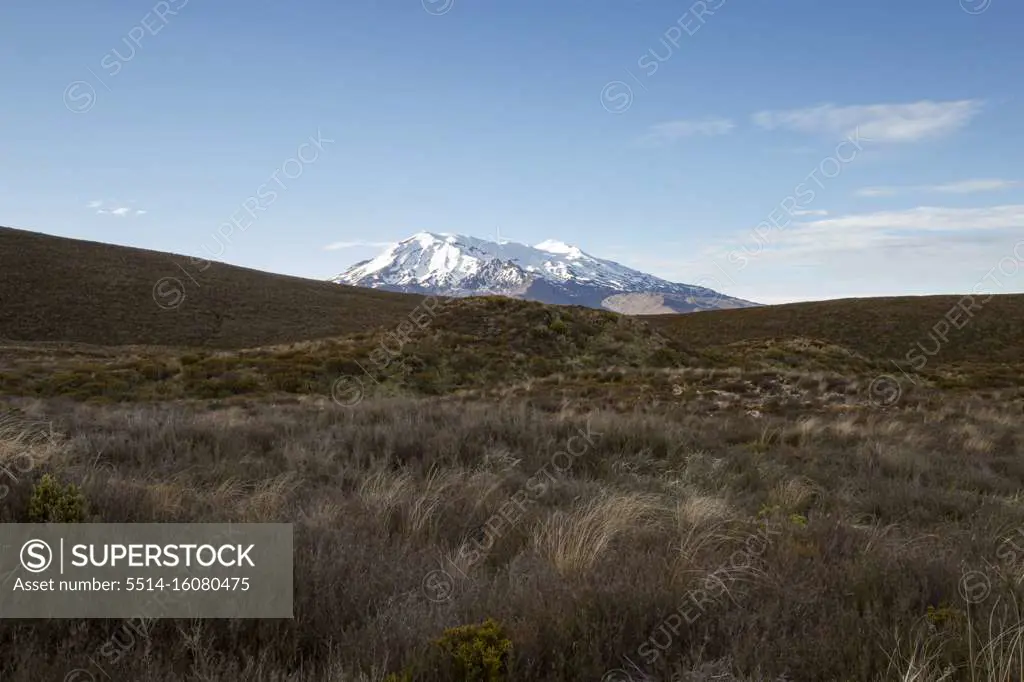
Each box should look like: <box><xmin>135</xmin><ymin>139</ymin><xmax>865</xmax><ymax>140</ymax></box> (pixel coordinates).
<box><xmin>768</xmin><ymin>477</ymin><xmax>822</xmax><ymax>514</ymax></box>
<box><xmin>533</xmin><ymin>491</ymin><xmax>662</xmax><ymax>578</ymax></box>
<box><xmin>0</xmin><ymin>412</ymin><xmax>59</xmax><ymax>478</ymax></box>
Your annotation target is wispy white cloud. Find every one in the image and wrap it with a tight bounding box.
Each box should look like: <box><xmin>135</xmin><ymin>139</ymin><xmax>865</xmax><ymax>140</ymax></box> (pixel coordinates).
<box><xmin>641</xmin><ymin>117</ymin><xmax>735</xmax><ymax>144</ymax></box>
<box><xmin>740</xmin><ymin>205</ymin><xmax>1024</xmax><ymax>260</ymax></box>
<box><xmin>857</xmin><ymin>178</ymin><xmax>1020</xmax><ymax>197</ymax></box>
<box><xmin>600</xmin><ymin>207</ymin><xmax>1024</xmax><ymax>304</ymax></box>
<box><xmin>323</xmin><ymin>240</ymin><xmax>393</xmax><ymax>251</ymax></box>
<box><xmin>930</xmin><ymin>179</ymin><xmax>1019</xmax><ymax>194</ymax></box>
<box><xmin>790</xmin><ymin>209</ymin><xmax>829</xmax><ymax>217</ymax></box>
<box><xmin>856</xmin><ymin>187</ymin><xmax>899</xmax><ymax>198</ymax></box>
<box><xmin>752</xmin><ymin>99</ymin><xmax>984</xmax><ymax>143</ymax></box>
<box><xmin>663</xmin><ymin>205</ymin><xmax>1024</xmax><ymax>302</ymax></box>
<box><xmin>90</xmin><ymin>199</ymin><xmax>146</xmax><ymax>217</ymax></box>
<box><xmin>640</xmin><ymin>204</ymin><xmax>1022</xmax><ymax>303</ymax></box>
<box><xmin>800</xmin><ymin>205</ymin><xmax>1024</xmax><ymax>234</ymax></box>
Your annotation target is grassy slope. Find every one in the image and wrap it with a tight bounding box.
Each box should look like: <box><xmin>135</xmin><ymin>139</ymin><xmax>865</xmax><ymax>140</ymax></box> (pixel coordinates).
<box><xmin>646</xmin><ymin>295</ymin><xmax>1024</xmax><ymax>365</ymax></box>
<box><xmin>0</xmin><ymin>226</ymin><xmax>421</xmax><ymax>348</ymax></box>
<box><xmin>3</xmin><ymin>386</ymin><xmax>1024</xmax><ymax>681</ymax></box>
<box><xmin>3</xmin><ymin>231</ymin><xmax>1024</xmax><ymax>680</ymax></box>
<box><xmin>4</xmin><ymin>289</ymin><xmax>1022</xmax><ymax>404</ymax></box>
<box><xmin>5</xmin><ymin>225</ymin><xmax>1023</xmax><ymax>369</ymax></box>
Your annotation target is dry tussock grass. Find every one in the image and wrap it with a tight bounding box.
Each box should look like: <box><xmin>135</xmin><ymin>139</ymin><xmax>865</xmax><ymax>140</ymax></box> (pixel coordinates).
<box><xmin>405</xmin><ymin>469</ymin><xmax>465</xmax><ymax>539</ymax></box>
<box><xmin>145</xmin><ymin>480</ymin><xmax>187</xmax><ymax>519</ymax></box>
<box><xmin>672</xmin><ymin>495</ymin><xmax>739</xmax><ymax>581</ymax></box>
<box><xmin>885</xmin><ymin>597</ymin><xmax>1024</xmax><ymax>682</ymax></box>
<box><xmin>869</xmin><ymin>440</ymin><xmax>933</xmax><ymax>480</ymax></box>
<box><xmin>959</xmin><ymin>423</ymin><xmax>996</xmax><ymax>455</ymax></box>
<box><xmin>676</xmin><ymin>493</ymin><xmax>733</xmax><ymax>529</ymax></box>
<box><xmin>533</xmin><ymin>491</ymin><xmax>663</xmax><ymax>578</ymax></box>
<box><xmin>768</xmin><ymin>477</ymin><xmax>822</xmax><ymax>514</ymax></box>
<box><xmin>240</xmin><ymin>472</ymin><xmax>302</xmax><ymax>521</ymax></box>
<box><xmin>299</xmin><ymin>497</ymin><xmax>346</xmax><ymax>531</ymax></box>
<box><xmin>359</xmin><ymin>467</ymin><xmax>415</xmax><ymax>529</ymax></box>
<box><xmin>0</xmin><ymin>376</ymin><xmax>1022</xmax><ymax>680</ymax></box>
<box><xmin>0</xmin><ymin>411</ymin><xmax>59</xmax><ymax>475</ymax></box>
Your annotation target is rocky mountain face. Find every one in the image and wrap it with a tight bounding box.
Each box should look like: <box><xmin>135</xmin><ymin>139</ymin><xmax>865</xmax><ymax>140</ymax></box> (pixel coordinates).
<box><xmin>332</xmin><ymin>232</ymin><xmax>758</xmax><ymax>313</ymax></box>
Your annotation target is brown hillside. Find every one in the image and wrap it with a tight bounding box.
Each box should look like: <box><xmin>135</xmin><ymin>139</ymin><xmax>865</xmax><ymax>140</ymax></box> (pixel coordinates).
<box><xmin>646</xmin><ymin>294</ymin><xmax>1024</xmax><ymax>366</ymax></box>
<box><xmin>0</xmin><ymin>226</ymin><xmax>422</xmax><ymax>348</ymax></box>
<box><xmin>4</xmin><ymin>226</ymin><xmax>1022</xmax><ymax>373</ymax></box>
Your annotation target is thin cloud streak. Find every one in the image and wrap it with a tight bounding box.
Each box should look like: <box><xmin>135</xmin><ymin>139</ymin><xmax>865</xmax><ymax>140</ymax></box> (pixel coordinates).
<box><xmin>89</xmin><ymin>199</ymin><xmax>146</xmax><ymax>217</ymax></box>
<box><xmin>726</xmin><ymin>205</ymin><xmax>1024</xmax><ymax>261</ymax></box>
<box><xmin>640</xmin><ymin>117</ymin><xmax>735</xmax><ymax>144</ymax></box>
<box><xmin>752</xmin><ymin>100</ymin><xmax>984</xmax><ymax>142</ymax></box>
<box><xmin>857</xmin><ymin>178</ymin><xmax>1020</xmax><ymax>197</ymax></box>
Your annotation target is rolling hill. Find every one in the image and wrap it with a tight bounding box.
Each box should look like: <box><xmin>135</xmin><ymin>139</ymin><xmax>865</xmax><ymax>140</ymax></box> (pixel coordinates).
<box><xmin>0</xmin><ymin>226</ymin><xmax>421</xmax><ymax>348</ymax></box>
<box><xmin>3</xmin><ymin>227</ymin><xmax>1024</xmax><ymax>682</ymax></box>
<box><xmin>2</xmin><ymin>226</ymin><xmax>1023</xmax><ymax>376</ymax></box>
<box><xmin>645</xmin><ymin>294</ymin><xmax>1024</xmax><ymax>367</ymax></box>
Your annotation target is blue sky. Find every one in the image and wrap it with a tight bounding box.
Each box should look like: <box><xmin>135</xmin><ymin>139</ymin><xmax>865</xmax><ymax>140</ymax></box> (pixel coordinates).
<box><xmin>2</xmin><ymin>0</ymin><xmax>1022</xmax><ymax>303</ymax></box>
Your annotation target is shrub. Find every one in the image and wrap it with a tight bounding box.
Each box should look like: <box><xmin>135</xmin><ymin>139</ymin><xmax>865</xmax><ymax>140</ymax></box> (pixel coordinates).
<box><xmin>136</xmin><ymin>361</ymin><xmax>176</xmax><ymax>381</ymax></box>
<box><xmin>28</xmin><ymin>474</ymin><xmax>86</xmax><ymax>523</ymax></box>
<box><xmin>435</xmin><ymin>618</ymin><xmax>512</xmax><ymax>682</ymax></box>
<box><xmin>646</xmin><ymin>347</ymin><xmax>680</xmax><ymax>368</ymax></box>
<box><xmin>926</xmin><ymin>604</ymin><xmax>964</xmax><ymax>628</ymax></box>
<box><xmin>548</xmin><ymin>318</ymin><xmax>569</xmax><ymax>336</ymax></box>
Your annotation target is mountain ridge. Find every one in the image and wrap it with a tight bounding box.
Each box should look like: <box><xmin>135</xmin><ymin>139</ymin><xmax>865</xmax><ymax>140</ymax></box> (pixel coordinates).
<box><xmin>333</xmin><ymin>231</ymin><xmax>757</xmax><ymax>314</ymax></box>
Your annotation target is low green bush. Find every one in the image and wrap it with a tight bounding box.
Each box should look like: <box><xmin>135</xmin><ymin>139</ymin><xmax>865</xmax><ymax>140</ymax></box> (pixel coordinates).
<box><xmin>28</xmin><ymin>474</ymin><xmax>86</xmax><ymax>523</ymax></box>
<box><xmin>435</xmin><ymin>618</ymin><xmax>512</xmax><ymax>682</ymax></box>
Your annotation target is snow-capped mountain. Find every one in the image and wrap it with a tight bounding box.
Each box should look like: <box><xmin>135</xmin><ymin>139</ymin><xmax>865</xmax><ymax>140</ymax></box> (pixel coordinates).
<box><xmin>332</xmin><ymin>232</ymin><xmax>757</xmax><ymax>314</ymax></box>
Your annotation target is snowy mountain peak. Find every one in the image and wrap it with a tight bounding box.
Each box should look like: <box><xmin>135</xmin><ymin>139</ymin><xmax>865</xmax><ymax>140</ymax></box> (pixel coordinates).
<box><xmin>332</xmin><ymin>232</ymin><xmax>757</xmax><ymax>313</ymax></box>
<box><xmin>401</xmin><ymin>231</ymin><xmax>460</xmax><ymax>247</ymax></box>
<box><xmin>534</xmin><ymin>239</ymin><xmax>584</xmax><ymax>259</ymax></box>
